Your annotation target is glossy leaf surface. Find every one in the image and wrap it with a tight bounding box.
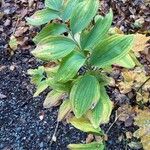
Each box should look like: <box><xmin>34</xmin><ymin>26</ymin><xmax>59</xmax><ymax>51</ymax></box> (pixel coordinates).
<box><xmin>55</xmin><ymin>51</ymin><xmax>86</xmax><ymax>82</ymax></box>
<box><xmin>32</xmin><ymin>36</ymin><xmax>76</xmax><ymax>61</ymax></box>
<box><xmin>90</xmin><ymin>35</ymin><xmax>134</xmax><ymax>67</ymax></box>
<box><xmin>26</xmin><ymin>9</ymin><xmax>59</xmax><ymax>26</ymax></box>
<box><xmin>70</xmin><ymin>74</ymin><xmax>100</xmax><ymax>118</ymax></box>
<box><xmin>33</xmin><ymin>23</ymin><xmax>67</xmax><ymax>43</ymax></box>
<box><xmin>70</xmin><ymin>0</ymin><xmax>99</xmax><ymax>34</ymax></box>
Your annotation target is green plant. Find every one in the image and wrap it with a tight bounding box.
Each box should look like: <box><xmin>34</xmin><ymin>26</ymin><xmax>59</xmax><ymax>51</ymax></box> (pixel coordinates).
<box><xmin>27</xmin><ymin>0</ymin><xmax>135</xmax><ymax>149</ymax></box>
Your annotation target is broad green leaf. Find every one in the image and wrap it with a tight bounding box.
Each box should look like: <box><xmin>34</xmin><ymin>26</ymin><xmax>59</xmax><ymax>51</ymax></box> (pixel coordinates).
<box><xmin>55</xmin><ymin>51</ymin><xmax>86</xmax><ymax>82</ymax></box>
<box><xmin>69</xmin><ymin>117</ymin><xmax>102</xmax><ymax>135</ymax></box>
<box><xmin>26</xmin><ymin>9</ymin><xmax>59</xmax><ymax>26</ymax></box>
<box><xmin>43</xmin><ymin>90</ymin><xmax>65</xmax><ymax>108</ymax></box>
<box><xmin>68</xmin><ymin>142</ymin><xmax>105</xmax><ymax>150</ymax></box>
<box><xmin>61</xmin><ymin>0</ymin><xmax>80</xmax><ymax>21</ymax></box>
<box><xmin>70</xmin><ymin>0</ymin><xmax>99</xmax><ymax>34</ymax></box>
<box><xmin>33</xmin><ymin>23</ymin><xmax>68</xmax><ymax>43</ymax></box>
<box><xmin>32</xmin><ymin>36</ymin><xmax>76</xmax><ymax>61</ymax></box>
<box><xmin>45</xmin><ymin>0</ymin><xmax>62</xmax><ymax>11</ymax></box>
<box><xmin>115</xmin><ymin>54</ymin><xmax>135</xmax><ymax>69</ymax></box>
<box><xmin>88</xmin><ymin>87</ymin><xmax>113</xmax><ymax>128</ymax></box>
<box><xmin>90</xmin><ymin>35</ymin><xmax>134</xmax><ymax>67</ymax></box>
<box><xmin>70</xmin><ymin>74</ymin><xmax>100</xmax><ymax>118</ymax></box>
<box><xmin>34</xmin><ymin>80</ymin><xmax>48</xmax><ymax>97</ymax></box>
<box><xmin>57</xmin><ymin>99</ymin><xmax>71</xmax><ymax>121</ymax></box>
<box><xmin>81</xmin><ymin>9</ymin><xmax>113</xmax><ymax>50</ymax></box>
<box><xmin>47</xmin><ymin>78</ymin><xmax>71</xmax><ymax>92</ymax></box>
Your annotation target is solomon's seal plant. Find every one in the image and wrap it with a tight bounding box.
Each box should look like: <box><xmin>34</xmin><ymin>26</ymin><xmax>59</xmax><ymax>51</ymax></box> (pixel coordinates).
<box><xmin>27</xmin><ymin>0</ymin><xmax>135</xmax><ymax>149</ymax></box>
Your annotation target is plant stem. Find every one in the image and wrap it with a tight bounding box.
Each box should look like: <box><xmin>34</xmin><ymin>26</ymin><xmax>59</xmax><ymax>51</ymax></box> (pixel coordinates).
<box><xmin>49</xmin><ymin>121</ymin><xmax>59</xmax><ymax>148</ymax></box>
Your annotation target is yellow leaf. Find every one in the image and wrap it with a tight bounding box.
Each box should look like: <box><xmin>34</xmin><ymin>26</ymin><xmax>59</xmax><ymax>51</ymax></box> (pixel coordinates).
<box><xmin>134</xmin><ymin>109</ymin><xmax>150</xmax><ymax>150</ymax></box>
<box><xmin>9</xmin><ymin>35</ymin><xmax>18</xmax><ymax>50</ymax></box>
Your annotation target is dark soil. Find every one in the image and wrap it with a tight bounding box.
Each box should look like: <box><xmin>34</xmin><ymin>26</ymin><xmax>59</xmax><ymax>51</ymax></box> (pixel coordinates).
<box><xmin>0</xmin><ymin>0</ymin><xmax>149</xmax><ymax>150</ymax></box>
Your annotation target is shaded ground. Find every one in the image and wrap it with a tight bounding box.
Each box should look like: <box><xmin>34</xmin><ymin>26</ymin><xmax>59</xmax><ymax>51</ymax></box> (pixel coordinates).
<box><xmin>0</xmin><ymin>0</ymin><xmax>149</xmax><ymax>150</ymax></box>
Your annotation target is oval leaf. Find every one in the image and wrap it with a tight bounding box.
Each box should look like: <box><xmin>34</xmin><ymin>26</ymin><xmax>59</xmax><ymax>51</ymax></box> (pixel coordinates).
<box><xmin>43</xmin><ymin>90</ymin><xmax>65</xmax><ymax>108</ymax></box>
<box><xmin>90</xmin><ymin>35</ymin><xmax>134</xmax><ymax>67</ymax></box>
<box><xmin>115</xmin><ymin>54</ymin><xmax>135</xmax><ymax>69</ymax></box>
<box><xmin>70</xmin><ymin>0</ymin><xmax>99</xmax><ymax>34</ymax></box>
<box><xmin>69</xmin><ymin>117</ymin><xmax>102</xmax><ymax>135</ymax></box>
<box><xmin>45</xmin><ymin>0</ymin><xmax>62</xmax><ymax>11</ymax></box>
<box><xmin>32</xmin><ymin>36</ymin><xmax>76</xmax><ymax>61</ymax></box>
<box><xmin>26</xmin><ymin>9</ymin><xmax>59</xmax><ymax>26</ymax></box>
<box><xmin>68</xmin><ymin>142</ymin><xmax>105</xmax><ymax>150</ymax></box>
<box><xmin>34</xmin><ymin>80</ymin><xmax>48</xmax><ymax>97</ymax></box>
<box><xmin>61</xmin><ymin>0</ymin><xmax>80</xmax><ymax>21</ymax></box>
<box><xmin>81</xmin><ymin>9</ymin><xmax>113</xmax><ymax>50</ymax></box>
<box><xmin>88</xmin><ymin>86</ymin><xmax>113</xmax><ymax>128</ymax></box>
<box><xmin>55</xmin><ymin>51</ymin><xmax>86</xmax><ymax>82</ymax></box>
<box><xmin>33</xmin><ymin>23</ymin><xmax>67</xmax><ymax>43</ymax></box>
<box><xmin>57</xmin><ymin>99</ymin><xmax>72</xmax><ymax>121</ymax></box>
<box><xmin>70</xmin><ymin>74</ymin><xmax>100</xmax><ymax>118</ymax></box>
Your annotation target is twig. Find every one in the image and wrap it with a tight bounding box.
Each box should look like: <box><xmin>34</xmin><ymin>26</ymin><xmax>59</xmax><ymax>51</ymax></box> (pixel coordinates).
<box><xmin>128</xmin><ymin>77</ymin><xmax>150</xmax><ymax>101</ymax></box>
<box><xmin>13</xmin><ymin>17</ymin><xmax>20</xmax><ymax>35</ymax></box>
<box><xmin>49</xmin><ymin>121</ymin><xmax>59</xmax><ymax>149</ymax></box>
<box><xmin>106</xmin><ymin>111</ymin><xmax>123</xmax><ymax>134</ymax></box>
<box><xmin>136</xmin><ymin>77</ymin><xmax>150</xmax><ymax>93</ymax></box>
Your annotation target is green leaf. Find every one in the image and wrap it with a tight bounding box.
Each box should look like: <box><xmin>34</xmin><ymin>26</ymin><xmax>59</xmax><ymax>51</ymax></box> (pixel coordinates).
<box><xmin>33</xmin><ymin>23</ymin><xmax>68</xmax><ymax>44</ymax></box>
<box><xmin>32</xmin><ymin>36</ymin><xmax>76</xmax><ymax>61</ymax></box>
<box><xmin>34</xmin><ymin>80</ymin><xmax>48</xmax><ymax>97</ymax></box>
<box><xmin>45</xmin><ymin>0</ymin><xmax>62</xmax><ymax>11</ymax></box>
<box><xmin>70</xmin><ymin>0</ymin><xmax>99</xmax><ymax>34</ymax></box>
<box><xmin>68</xmin><ymin>142</ymin><xmax>105</xmax><ymax>150</ymax></box>
<box><xmin>28</xmin><ymin>66</ymin><xmax>45</xmax><ymax>85</ymax></box>
<box><xmin>69</xmin><ymin>117</ymin><xmax>102</xmax><ymax>135</ymax></box>
<box><xmin>55</xmin><ymin>51</ymin><xmax>86</xmax><ymax>82</ymax></box>
<box><xmin>57</xmin><ymin>99</ymin><xmax>72</xmax><ymax>121</ymax></box>
<box><xmin>44</xmin><ymin>66</ymin><xmax>59</xmax><ymax>78</ymax></box>
<box><xmin>90</xmin><ymin>35</ymin><xmax>134</xmax><ymax>67</ymax></box>
<box><xmin>88</xmin><ymin>86</ymin><xmax>113</xmax><ymax>128</ymax></box>
<box><xmin>47</xmin><ymin>78</ymin><xmax>71</xmax><ymax>92</ymax></box>
<box><xmin>70</xmin><ymin>74</ymin><xmax>100</xmax><ymax>118</ymax></box>
<box><xmin>81</xmin><ymin>9</ymin><xmax>113</xmax><ymax>50</ymax></box>
<box><xmin>43</xmin><ymin>90</ymin><xmax>65</xmax><ymax>108</ymax></box>
<box><xmin>26</xmin><ymin>9</ymin><xmax>59</xmax><ymax>26</ymax></box>
<box><xmin>115</xmin><ymin>54</ymin><xmax>135</xmax><ymax>69</ymax></box>
<box><xmin>61</xmin><ymin>0</ymin><xmax>80</xmax><ymax>21</ymax></box>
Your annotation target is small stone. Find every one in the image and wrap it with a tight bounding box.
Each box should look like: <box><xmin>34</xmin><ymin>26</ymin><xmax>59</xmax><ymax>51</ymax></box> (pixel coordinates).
<box><xmin>0</xmin><ymin>93</ymin><xmax>7</xmax><ymax>99</ymax></box>
<box><xmin>4</xmin><ymin>19</ymin><xmax>11</xmax><ymax>26</ymax></box>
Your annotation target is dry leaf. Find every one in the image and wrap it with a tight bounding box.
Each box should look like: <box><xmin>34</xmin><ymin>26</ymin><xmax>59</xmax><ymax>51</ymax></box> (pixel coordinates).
<box><xmin>133</xmin><ymin>109</ymin><xmax>150</xmax><ymax>150</ymax></box>
<box><xmin>117</xmin><ymin>105</ymin><xmax>136</xmax><ymax>127</ymax></box>
<box><xmin>132</xmin><ymin>34</ymin><xmax>150</xmax><ymax>56</ymax></box>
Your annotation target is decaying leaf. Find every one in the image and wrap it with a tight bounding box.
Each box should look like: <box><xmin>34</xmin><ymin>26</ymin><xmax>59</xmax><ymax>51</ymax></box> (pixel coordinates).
<box><xmin>118</xmin><ymin>70</ymin><xmax>136</xmax><ymax>93</ymax></box>
<box><xmin>43</xmin><ymin>90</ymin><xmax>65</xmax><ymax>108</ymax></box>
<box><xmin>9</xmin><ymin>35</ymin><xmax>18</xmax><ymax>50</ymax></box>
<box><xmin>128</xmin><ymin>141</ymin><xmax>143</xmax><ymax>149</ymax></box>
<box><xmin>117</xmin><ymin>105</ymin><xmax>136</xmax><ymax>127</ymax></box>
<box><xmin>118</xmin><ymin>67</ymin><xmax>150</xmax><ymax>103</ymax></box>
<box><xmin>57</xmin><ymin>99</ymin><xmax>72</xmax><ymax>122</ymax></box>
<box><xmin>132</xmin><ymin>34</ymin><xmax>150</xmax><ymax>56</ymax></box>
<box><xmin>133</xmin><ymin>109</ymin><xmax>150</xmax><ymax>150</ymax></box>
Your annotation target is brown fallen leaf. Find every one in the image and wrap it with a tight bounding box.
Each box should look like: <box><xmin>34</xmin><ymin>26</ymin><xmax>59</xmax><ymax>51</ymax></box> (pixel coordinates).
<box><xmin>132</xmin><ymin>34</ymin><xmax>150</xmax><ymax>56</ymax></box>
<box><xmin>86</xmin><ymin>134</ymin><xmax>94</xmax><ymax>143</ymax></box>
<box><xmin>14</xmin><ymin>26</ymin><xmax>28</xmax><ymax>37</ymax></box>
